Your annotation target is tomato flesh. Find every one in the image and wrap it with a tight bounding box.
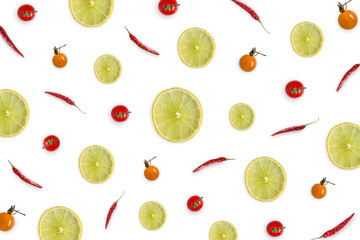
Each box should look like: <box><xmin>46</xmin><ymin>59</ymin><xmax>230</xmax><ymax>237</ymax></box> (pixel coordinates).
<box><xmin>187</xmin><ymin>195</ymin><xmax>203</xmax><ymax>212</ymax></box>
<box><xmin>0</xmin><ymin>213</ymin><xmax>15</xmax><ymax>232</ymax></box>
<box><xmin>43</xmin><ymin>135</ymin><xmax>60</xmax><ymax>151</ymax></box>
<box><xmin>111</xmin><ymin>105</ymin><xmax>130</xmax><ymax>122</ymax></box>
<box><xmin>311</xmin><ymin>183</ymin><xmax>327</xmax><ymax>199</ymax></box>
<box><xmin>144</xmin><ymin>166</ymin><xmax>159</xmax><ymax>181</ymax></box>
<box><xmin>239</xmin><ymin>55</ymin><xmax>257</xmax><ymax>72</ymax></box>
<box><xmin>52</xmin><ymin>53</ymin><xmax>67</xmax><ymax>68</ymax></box>
<box><xmin>158</xmin><ymin>0</ymin><xmax>179</xmax><ymax>15</ymax></box>
<box><xmin>18</xmin><ymin>4</ymin><xmax>36</xmax><ymax>21</ymax></box>
<box><xmin>339</xmin><ymin>10</ymin><xmax>358</xmax><ymax>30</ymax></box>
<box><xmin>266</xmin><ymin>220</ymin><xmax>284</xmax><ymax>237</ymax></box>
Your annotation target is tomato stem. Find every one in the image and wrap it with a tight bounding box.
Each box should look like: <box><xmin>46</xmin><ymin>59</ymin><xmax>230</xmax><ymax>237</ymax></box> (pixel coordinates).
<box><xmin>272</xmin><ymin>226</ymin><xmax>285</xmax><ymax>233</ymax></box>
<box><xmin>117</xmin><ymin>111</ymin><xmax>131</xmax><ymax>118</ymax></box>
<box><xmin>144</xmin><ymin>156</ymin><xmax>157</xmax><ymax>168</ymax></box>
<box><xmin>193</xmin><ymin>197</ymin><xmax>203</xmax><ymax>208</ymax></box>
<box><xmin>54</xmin><ymin>44</ymin><xmax>66</xmax><ymax>55</ymax></box>
<box><xmin>42</xmin><ymin>139</ymin><xmax>55</xmax><ymax>149</ymax></box>
<box><xmin>7</xmin><ymin>205</ymin><xmax>26</xmax><ymax>216</ymax></box>
<box><xmin>249</xmin><ymin>47</ymin><xmax>266</xmax><ymax>57</ymax></box>
<box><xmin>338</xmin><ymin>0</ymin><xmax>352</xmax><ymax>13</ymax></box>
<box><xmin>291</xmin><ymin>87</ymin><xmax>306</xmax><ymax>94</ymax></box>
<box><xmin>304</xmin><ymin>118</ymin><xmax>319</xmax><ymax>127</ymax></box>
<box><xmin>164</xmin><ymin>4</ymin><xmax>180</xmax><ymax>11</ymax></box>
<box><xmin>23</xmin><ymin>11</ymin><xmax>37</xmax><ymax>17</ymax></box>
<box><xmin>320</xmin><ymin>177</ymin><xmax>335</xmax><ymax>185</ymax></box>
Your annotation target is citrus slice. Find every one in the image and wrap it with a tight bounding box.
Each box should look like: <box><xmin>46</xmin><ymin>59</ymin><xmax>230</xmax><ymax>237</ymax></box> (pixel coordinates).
<box><xmin>291</xmin><ymin>22</ymin><xmax>324</xmax><ymax>57</ymax></box>
<box><xmin>152</xmin><ymin>87</ymin><xmax>202</xmax><ymax>142</ymax></box>
<box><xmin>245</xmin><ymin>157</ymin><xmax>286</xmax><ymax>202</ymax></box>
<box><xmin>0</xmin><ymin>89</ymin><xmax>29</xmax><ymax>137</ymax></box>
<box><xmin>79</xmin><ymin>145</ymin><xmax>114</xmax><ymax>183</ymax></box>
<box><xmin>69</xmin><ymin>0</ymin><xmax>113</xmax><ymax>27</ymax></box>
<box><xmin>39</xmin><ymin>206</ymin><xmax>82</xmax><ymax>240</ymax></box>
<box><xmin>94</xmin><ymin>54</ymin><xmax>122</xmax><ymax>84</ymax></box>
<box><xmin>139</xmin><ymin>201</ymin><xmax>166</xmax><ymax>231</ymax></box>
<box><xmin>209</xmin><ymin>220</ymin><xmax>238</xmax><ymax>240</ymax></box>
<box><xmin>178</xmin><ymin>27</ymin><xmax>215</xmax><ymax>68</ymax></box>
<box><xmin>327</xmin><ymin>123</ymin><xmax>360</xmax><ymax>170</ymax></box>
<box><xmin>229</xmin><ymin>103</ymin><xmax>255</xmax><ymax>130</ymax></box>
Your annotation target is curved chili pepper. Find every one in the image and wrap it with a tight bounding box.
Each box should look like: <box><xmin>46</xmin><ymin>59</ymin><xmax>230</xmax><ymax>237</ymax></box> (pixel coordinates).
<box><xmin>193</xmin><ymin>157</ymin><xmax>235</xmax><ymax>173</ymax></box>
<box><xmin>0</xmin><ymin>26</ymin><xmax>24</xmax><ymax>57</ymax></box>
<box><xmin>336</xmin><ymin>64</ymin><xmax>360</xmax><ymax>91</ymax></box>
<box><xmin>271</xmin><ymin>118</ymin><xmax>319</xmax><ymax>136</ymax></box>
<box><xmin>105</xmin><ymin>191</ymin><xmax>125</xmax><ymax>229</ymax></box>
<box><xmin>8</xmin><ymin>160</ymin><xmax>42</xmax><ymax>189</ymax></box>
<box><xmin>230</xmin><ymin>0</ymin><xmax>270</xmax><ymax>34</ymax></box>
<box><xmin>312</xmin><ymin>213</ymin><xmax>354</xmax><ymax>239</ymax></box>
<box><xmin>45</xmin><ymin>91</ymin><xmax>86</xmax><ymax>114</ymax></box>
<box><xmin>124</xmin><ymin>27</ymin><xmax>159</xmax><ymax>55</ymax></box>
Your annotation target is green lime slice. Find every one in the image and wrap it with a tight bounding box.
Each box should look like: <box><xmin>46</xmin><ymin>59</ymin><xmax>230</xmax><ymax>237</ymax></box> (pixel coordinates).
<box><xmin>39</xmin><ymin>206</ymin><xmax>82</xmax><ymax>240</ymax></box>
<box><xmin>0</xmin><ymin>89</ymin><xmax>29</xmax><ymax>137</ymax></box>
<box><xmin>209</xmin><ymin>221</ymin><xmax>238</xmax><ymax>240</ymax></box>
<box><xmin>245</xmin><ymin>157</ymin><xmax>286</xmax><ymax>202</ymax></box>
<box><xmin>327</xmin><ymin>123</ymin><xmax>360</xmax><ymax>170</ymax></box>
<box><xmin>291</xmin><ymin>22</ymin><xmax>324</xmax><ymax>57</ymax></box>
<box><xmin>94</xmin><ymin>54</ymin><xmax>122</xmax><ymax>84</ymax></box>
<box><xmin>229</xmin><ymin>103</ymin><xmax>255</xmax><ymax>130</ymax></box>
<box><xmin>178</xmin><ymin>27</ymin><xmax>215</xmax><ymax>68</ymax></box>
<box><xmin>69</xmin><ymin>0</ymin><xmax>113</xmax><ymax>27</ymax></box>
<box><xmin>79</xmin><ymin>145</ymin><xmax>114</xmax><ymax>183</ymax></box>
<box><xmin>152</xmin><ymin>87</ymin><xmax>202</xmax><ymax>142</ymax></box>
<box><xmin>139</xmin><ymin>201</ymin><xmax>166</xmax><ymax>231</ymax></box>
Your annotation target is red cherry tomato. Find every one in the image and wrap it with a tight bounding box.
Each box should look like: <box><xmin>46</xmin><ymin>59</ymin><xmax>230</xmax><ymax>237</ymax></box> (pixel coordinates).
<box><xmin>187</xmin><ymin>196</ymin><xmax>203</xmax><ymax>212</ymax></box>
<box><xmin>266</xmin><ymin>221</ymin><xmax>285</xmax><ymax>237</ymax></box>
<box><xmin>285</xmin><ymin>80</ymin><xmax>305</xmax><ymax>98</ymax></box>
<box><xmin>111</xmin><ymin>105</ymin><xmax>131</xmax><ymax>122</ymax></box>
<box><xmin>17</xmin><ymin>4</ymin><xmax>37</xmax><ymax>21</ymax></box>
<box><xmin>43</xmin><ymin>135</ymin><xmax>60</xmax><ymax>151</ymax></box>
<box><xmin>158</xmin><ymin>0</ymin><xmax>180</xmax><ymax>15</ymax></box>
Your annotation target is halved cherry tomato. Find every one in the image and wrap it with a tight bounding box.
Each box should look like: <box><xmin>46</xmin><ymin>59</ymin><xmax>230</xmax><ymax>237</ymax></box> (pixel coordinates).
<box><xmin>144</xmin><ymin>157</ymin><xmax>159</xmax><ymax>181</ymax></box>
<box><xmin>285</xmin><ymin>80</ymin><xmax>305</xmax><ymax>98</ymax></box>
<box><xmin>52</xmin><ymin>45</ymin><xmax>67</xmax><ymax>68</ymax></box>
<box><xmin>43</xmin><ymin>135</ymin><xmax>60</xmax><ymax>151</ymax></box>
<box><xmin>187</xmin><ymin>195</ymin><xmax>203</xmax><ymax>212</ymax></box>
<box><xmin>18</xmin><ymin>4</ymin><xmax>37</xmax><ymax>21</ymax></box>
<box><xmin>266</xmin><ymin>220</ymin><xmax>285</xmax><ymax>237</ymax></box>
<box><xmin>111</xmin><ymin>105</ymin><xmax>130</xmax><ymax>122</ymax></box>
<box><xmin>158</xmin><ymin>0</ymin><xmax>180</xmax><ymax>15</ymax></box>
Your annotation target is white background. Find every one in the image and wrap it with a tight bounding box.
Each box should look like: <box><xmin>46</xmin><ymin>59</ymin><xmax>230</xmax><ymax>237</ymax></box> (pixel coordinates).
<box><xmin>1</xmin><ymin>0</ymin><xmax>360</xmax><ymax>239</ymax></box>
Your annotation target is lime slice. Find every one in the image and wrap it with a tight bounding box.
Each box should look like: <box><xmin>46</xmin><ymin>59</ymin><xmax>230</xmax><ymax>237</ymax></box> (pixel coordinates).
<box><xmin>245</xmin><ymin>157</ymin><xmax>286</xmax><ymax>202</ymax></box>
<box><xmin>327</xmin><ymin>123</ymin><xmax>360</xmax><ymax>170</ymax></box>
<box><xmin>0</xmin><ymin>89</ymin><xmax>29</xmax><ymax>137</ymax></box>
<box><xmin>79</xmin><ymin>145</ymin><xmax>114</xmax><ymax>183</ymax></box>
<box><xmin>209</xmin><ymin>221</ymin><xmax>238</xmax><ymax>240</ymax></box>
<box><xmin>94</xmin><ymin>54</ymin><xmax>122</xmax><ymax>84</ymax></box>
<box><xmin>69</xmin><ymin>0</ymin><xmax>113</xmax><ymax>27</ymax></box>
<box><xmin>229</xmin><ymin>103</ymin><xmax>255</xmax><ymax>130</ymax></box>
<box><xmin>139</xmin><ymin>201</ymin><xmax>166</xmax><ymax>231</ymax></box>
<box><xmin>39</xmin><ymin>206</ymin><xmax>82</xmax><ymax>240</ymax></box>
<box><xmin>291</xmin><ymin>22</ymin><xmax>324</xmax><ymax>57</ymax></box>
<box><xmin>152</xmin><ymin>88</ymin><xmax>202</xmax><ymax>142</ymax></box>
<box><xmin>178</xmin><ymin>27</ymin><xmax>215</xmax><ymax>68</ymax></box>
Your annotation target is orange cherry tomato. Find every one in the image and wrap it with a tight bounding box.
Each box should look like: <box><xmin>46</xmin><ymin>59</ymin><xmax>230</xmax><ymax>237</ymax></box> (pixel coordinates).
<box><xmin>0</xmin><ymin>206</ymin><xmax>25</xmax><ymax>231</ymax></box>
<box><xmin>144</xmin><ymin>157</ymin><xmax>159</xmax><ymax>181</ymax></box>
<box><xmin>239</xmin><ymin>47</ymin><xmax>265</xmax><ymax>72</ymax></box>
<box><xmin>52</xmin><ymin>44</ymin><xmax>67</xmax><ymax>68</ymax></box>
<box><xmin>311</xmin><ymin>178</ymin><xmax>335</xmax><ymax>199</ymax></box>
<box><xmin>338</xmin><ymin>2</ymin><xmax>358</xmax><ymax>30</ymax></box>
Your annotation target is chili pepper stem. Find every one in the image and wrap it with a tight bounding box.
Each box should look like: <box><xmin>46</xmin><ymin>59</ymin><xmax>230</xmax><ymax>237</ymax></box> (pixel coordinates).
<box><xmin>8</xmin><ymin>159</ymin><xmax>14</xmax><ymax>168</ymax></box>
<box><xmin>115</xmin><ymin>191</ymin><xmax>125</xmax><ymax>204</ymax></box>
<box><xmin>124</xmin><ymin>26</ymin><xmax>131</xmax><ymax>35</ymax></box>
<box><xmin>304</xmin><ymin>118</ymin><xmax>319</xmax><ymax>127</ymax></box>
<box><xmin>73</xmin><ymin>104</ymin><xmax>87</xmax><ymax>114</ymax></box>
<box><xmin>257</xmin><ymin>20</ymin><xmax>270</xmax><ymax>34</ymax></box>
<box><xmin>311</xmin><ymin>236</ymin><xmax>324</xmax><ymax>240</ymax></box>
<box><xmin>225</xmin><ymin>158</ymin><xmax>236</xmax><ymax>160</ymax></box>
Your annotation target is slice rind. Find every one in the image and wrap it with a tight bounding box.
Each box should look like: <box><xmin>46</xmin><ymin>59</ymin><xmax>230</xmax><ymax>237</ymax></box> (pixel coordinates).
<box><xmin>245</xmin><ymin>157</ymin><xmax>286</xmax><ymax>202</ymax></box>
<box><xmin>327</xmin><ymin>122</ymin><xmax>360</xmax><ymax>170</ymax></box>
<box><xmin>94</xmin><ymin>54</ymin><xmax>122</xmax><ymax>84</ymax></box>
<box><xmin>229</xmin><ymin>103</ymin><xmax>255</xmax><ymax>130</ymax></box>
<box><xmin>139</xmin><ymin>201</ymin><xmax>166</xmax><ymax>231</ymax></box>
<box><xmin>178</xmin><ymin>27</ymin><xmax>215</xmax><ymax>68</ymax></box>
<box><xmin>39</xmin><ymin>206</ymin><xmax>82</xmax><ymax>240</ymax></box>
<box><xmin>69</xmin><ymin>0</ymin><xmax>113</xmax><ymax>27</ymax></box>
<box><xmin>209</xmin><ymin>221</ymin><xmax>238</xmax><ymax>240</ymax></box>
<box><xmin>291</xmin><ymin>22</ymin><xmax>324</xmax><ymax>57</ymax></box>
<box><xmin>152</xmin><ymin>87</ymin><xmax>202</xmax><ymax>142</ymax></box>
<box><xmin>79</xmin><ymin>145</ymin><xmax>114</xmax><ymax>183</ymax></box>
<box><xmin>0</xmin><ymin>89</ymin><xmax>29</xmax><ymax>137</ymax></box>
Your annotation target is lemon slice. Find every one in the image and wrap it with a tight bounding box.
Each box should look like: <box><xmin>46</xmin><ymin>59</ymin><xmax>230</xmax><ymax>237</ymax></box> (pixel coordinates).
<box><xmin>139</xmin><ymin>201</ymin><xmax>166</xmax><ymax>231</ymax></box>
<box><xmin>229</xmin><ymin>103</ymin><xmax>255</xmax><ymax>130</ymax></box>
<box><xmin>291</xmin><ymin>22</ymin><xmax>324</xmax><ymax>57</ymax></box>
<box><xmin>69</xmin><ymin>0</ymin><xmax>113</xmax><ymax>27</ymax></box>
<box><xmin>94</xmin><ymin>54</ymin><xmax>122</xmax><ymax>84</ymax></box>
<box><xmin>178</xmin><ymin>27</ymin><xmax>215</xmax><ymax>68</ymax></box>
<box><xmin>0</xmin><ymin>89</ymin><xmax>29</xmax><ymax>137</ymax></box>
<box><xmin>209</xmin><ymin>221</ymin><xmax>238</xmax><ymax>240</ymax></box>
<box><xmin>245</xmin><ymin>157</ymin><xmax>286</xmax><ymax>202</ymax></box>
<box><xmin>327</xmin><ymin>123</ymin><xmax>360</xmax><ymax>170</ymax></box>
<box><xmin>79</xmin><ymin>145</ymin><xmax>114</xmax><ymax>183</ymax></box>
<box><xmin>152</xmin><ymin>88</ymin><xmax>202</xmax><ymax>142</ymax></box>
<box><xmin>39</xmin><ymin>206</ymin><xmax>82</xmax><ymax>240</ymax></box>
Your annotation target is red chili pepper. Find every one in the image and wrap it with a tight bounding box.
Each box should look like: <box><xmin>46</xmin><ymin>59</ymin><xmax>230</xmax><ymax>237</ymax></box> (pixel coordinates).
<box><xmin>336</xmin><ymin>64</ymin><xmax>360</xmax><ymax>91</ymax></box>
<box><xmin>271</xmin><ymin>118</ymin><xmax>319</xmax><ymax>136</ymax></box>
<box><xmin>105</xmin><ymin>191</ymin><xmax>125</xmax><ymax>229</ymax></box>
<box><xmin>124</xmin><ymin>27</ymin><xmax>160</xmax><ymax>56</ymax></box>
<box><xmin>0</xmin><ymin>26</ymin><xmax>24</xmax><ymax>57</ymax></box>
<box><xmin>230</xmin><ymin>0</ymin><xmax>270</xmax><ymax>34</ymax></box>
<box><xmin>8</xmin><ymin>160</ymin><xmax>42</xmax><ymax>189</ymax></box>
<box><xmin>45</xmin><ymin>91</ymin><xmax>86</xmax><ymax>114</ymax></box>
<box><xmin>312</xmin><ymin>213</ymin><xmax>354</xmax><ymax>239</ymax></box>
<box><xmin>193</xmin><ymin>157</ymin><xmax>235</xmax><ymax>173</ymax></box>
